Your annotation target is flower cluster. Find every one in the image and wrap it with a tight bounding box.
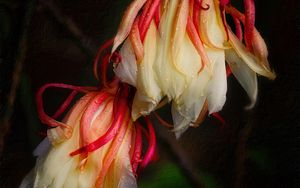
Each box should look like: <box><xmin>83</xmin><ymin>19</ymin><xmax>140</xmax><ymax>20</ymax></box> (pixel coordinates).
<box><xmin>21</xmin><ymin>81</ymin><xmax>156</xmax><ymax>188</ymax></box>
<box><xmin>21</xmin><ymin>0</ymin><xmax>275</xmax><ymax>187</ymax></box>
<box><xmin>113</xmin><ymin>0</ymin><xmax>275</xmax><ymax>137</ymax></box>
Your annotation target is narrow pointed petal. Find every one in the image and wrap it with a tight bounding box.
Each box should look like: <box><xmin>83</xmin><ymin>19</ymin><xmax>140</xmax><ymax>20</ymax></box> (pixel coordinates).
<box><xmin>199</xmin><ymin>0</ymin><xmax>227</xmax><ymax>49</ymax></box>
<box><xmin>228</xmin><ymin>29</ymin><xmax>276</xmax><ymax>79</ymax></box>
<box><xmin>171</xmin><ymin>103</ymin><xmax>191</xmax><ymax>138</ymax></box>
<box><xmin>114</xmin><ymin>39</ymin><xmax>138</xmax><ymax>87</ymax></box>
<box><xmin>171</xmin><ymin>0</ymin><xmax>189</xmax><ymax>60</ymax></box>
<box><xmin>132</xmin><ymin>21</ymin><xmax>162</xmax><ymax>120</ymax></box>
<box><xmin>172</xmin><ymin>67</ymin><xmax>210</xmax><ymax>134</ymax></box>
<box><xmin>154</xmin><ymin>0</ymin><xmax>186</xmax><ymax>99</ymax></box>
<box><xmin>226</xmin><ymin>49</ymin><xmax>258</xmax><ymax>108</ymax></box>
<box><xmin>112</xmin><ymin>0</ymin><xmax>147</xmax><ymax>53</ymax></box>
<box><xmin>206</xmin><ymin>49</ymin><xmax>227</xmax><ymax>114</ymax></box>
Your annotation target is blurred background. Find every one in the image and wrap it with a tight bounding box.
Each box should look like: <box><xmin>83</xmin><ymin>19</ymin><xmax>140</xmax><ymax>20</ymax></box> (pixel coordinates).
<box><xmin>0</xmin><ymin>0</ymin><xmax>299</xmax><ymax>187</ymax></box>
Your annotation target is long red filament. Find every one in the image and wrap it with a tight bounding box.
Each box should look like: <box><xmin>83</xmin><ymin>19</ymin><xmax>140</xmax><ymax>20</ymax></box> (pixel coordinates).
<box><xmin>95</xmin><ymin>112</ymin><xmax>131</xmax><ymax>187</ymax></box>
<box><xmin>69</xmin><ymin>97</ymin><xmax>128</xmax><ymax>156</ymax></box>
<box><xmin>226</xmin><ymin>64</ymin><xmax>232</xmax><ymax>77</ymax></box>
<box><xmin>243</xmin><ymin>0</ymin><xmax>255</xmax><ymax>50</ymax></box>
<box><xmin>139</xmin><ymin>0</ymin><xmax>161</xmax><ymax>42</ymax></box>
<box><xmin>130</xmin><ymin>16</ymin><xmax>144</xmax><ymax>63</ymax></box>
<box><xmin>36</xmin><ymin>83</ymin><xmax>96</xmax><ymax>128</ymax></box>
<box><xmin>138</xmin><ymin>0</ymin><xmax>152</xmax><ymax>30</ymax></box>
<box><xmin>233</xmin><ymin>17</ymin><xmax>243</xmax><ymax>41</ymax></box>
<box><xmin>52</xmin><ymin>90</ymin><xmax>78</xmax><ymax>119</ymax></box>
<box><xmin>186</xmin><ymin>16</ymin><xmax>208</xmax><ymax>73</ymax></box>
<box><xmin>80</xmin><ymin>93</ymin><xmax>111</xmax><ymax>147</ymax></box>
<box><xmin>93</xmin><ymin>39</ymin><xmax>114</xmax><ymax>81</ymax></box>
<box><xmin>154</xmin><ymin>2</ymin><xmax>161</xmax><ymax>26</ymax></box>
<box><xmin>100</xmin><ymin>54</ymin><xmax>111</xmax><ymax>88</ymax></box>
<box><xmin>153</xmin><ymin>112</ymin><xmax>174</xmax><ymax>129</ymax></box>
<box><xmin>131</xmin><ymin>123</ymin><xmax>143</xmax><ymax>174</ymax></box>
<box><xmin>139</xmin><ymin>117</ymin><xmax>157</xmax><ymax>170</ymax></box>
<box><xmin>211</xmin><ymin>112</ymin><xmax>225</xmax><ymax>127</ymax></box>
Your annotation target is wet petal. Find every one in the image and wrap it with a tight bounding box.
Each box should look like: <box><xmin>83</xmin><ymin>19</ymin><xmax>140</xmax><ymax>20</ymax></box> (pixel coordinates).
<box><xmin>199</xmin><ymin>0</ymin><xmax>227</xmax><ymax>49</ymax></box>
<box><xmin>114</xmin><ymin>39</ymin><xmax>138</xmax><ymax>87</ymax></box>
<box><xmin>132</xmin><ymin>21</ymin><xmax>162</xmax><ymax>120</ymax></box>
<box><xmin>228</xmin><ymin>29</ymin><xmax>276</xmax><ymax>79</ymax></box>
<box><xmin>226</xmin><ymin>49</ymin><xmax>258</xmax><ymax>108</ymax></box>
<box><xmin>206</xmin><ymin>49</ymin><xmax>227</xmax><ymax>113</ymax></box>
<box><xmin>154</xmin><ymin>0</ymin><xmax>186</xmax><ymax>99</ymax></box>
<box><xmin>112</xmin><ymin>0</ymin><xmax>147</xmax><ymax>53</ymax></box>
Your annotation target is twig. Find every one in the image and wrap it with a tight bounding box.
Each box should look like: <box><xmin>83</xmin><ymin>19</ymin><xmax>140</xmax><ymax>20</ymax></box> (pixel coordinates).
<box><xmin>39</xmin><ymin>0</ymin><xmax>98</xmax><ymax>55</ymax></box>
<box><xmin>0</xmin><ymin>0</ymin><xmax>37</xmax><ymax>155</ymax></box>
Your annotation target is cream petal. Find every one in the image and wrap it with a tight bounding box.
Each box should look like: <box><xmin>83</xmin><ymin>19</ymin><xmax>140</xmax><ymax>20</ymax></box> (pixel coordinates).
<box><xmin>117</xmin><ymin>168</ymin><xmax>138</xmax><ymax>188</ymax></box>
<box><xmin>171</xmin><ymin>103</ymin><xmax>192</xmax><ymax>138</ymax></box>
<box><xmin>33</xmin><ymin>138</ymin><xmax>51</xmax><ymax>157</ymax></box>
<box><xmin>206</xmin><ymin>49</ymin><xmax>227</xmax><ymax>114</ymax></box>
<box><xmin>175</xmin><ymin>33</ymin><xmax>201</xmax><ymax>79</ymax></box>
<box><xmin>172</xmin><ymin>67</ymin><xmax>210</xmax><ymax>135</ymax></box>
<box><xmin>132</xmin><ymin>92</ymin><xmax>158</xmax><ymax>121</ymax></box>
<box><xmin>199</xmin><ymin>0</ymin><xmax>227</xmax><ymax>49</ymax></box>
<box><xmin>112</xmin><ymin>0</ymin><xmax>147</xmax><ymax>53</ymax></box>
<box><xmin>19</xmin><ymin>169</ymin><xmax>34</xmax><ymax>188</ymax></box>
<box><xmin>226</xmin><ymin>49</ymin><xmax>258</xmax><ymax>108</ymax></box>
<box><xmin>154</xmin><ymin>0</ymin><xmax>186</xmax><ymax>100</ymax></box>
<box><xmin>114</xmin><ymin>39</ymin><xmax>138</xmax><ymax>87</ymax></box>
<box><xmin>132</xmin><ymin>21</ymin><xmax>162</xmax><ymax>120</ymax></box>
<box><xmin>104</xmin><ymin>123</ymin><xmax>135</xmax><ymax>188</ymax></box>
<box><xmin>228</xmin><ymin>29</ymin><xmax>276</xmax><ymax>79</ymax></box>
<box><xmin>171</xmin><ymin>0</ymin><xmax>189</xmax><ymax>62</ymax></box>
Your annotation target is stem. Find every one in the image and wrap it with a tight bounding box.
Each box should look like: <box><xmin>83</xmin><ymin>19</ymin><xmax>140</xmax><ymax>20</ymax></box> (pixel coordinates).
<box><xmin>0</xmin><ymin>0</ymin><xmax>37</xmax><ymax>155</ymax></box>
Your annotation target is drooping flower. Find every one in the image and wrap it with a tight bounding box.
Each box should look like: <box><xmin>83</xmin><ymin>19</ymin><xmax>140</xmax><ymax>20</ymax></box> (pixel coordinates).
<box><xmin>112</xmin><ymin>0</ymin><xmax>275</xmax><ymax>137</ymax></box>
<box><xmin>20</xmin><ymin>81</ymin><xmax>157</xmax><ymax>188</ymax></box>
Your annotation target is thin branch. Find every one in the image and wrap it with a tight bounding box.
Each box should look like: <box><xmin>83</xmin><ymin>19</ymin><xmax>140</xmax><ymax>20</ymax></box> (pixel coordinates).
<box><xmin>39</xmin><ymin>0</ymin><xmax>98</xmax><ymax>55</ymax></box>
<box><xmin>0</xmin><ymin>0</ymin><xmax>37</xmax><ymax>155</ymax></box>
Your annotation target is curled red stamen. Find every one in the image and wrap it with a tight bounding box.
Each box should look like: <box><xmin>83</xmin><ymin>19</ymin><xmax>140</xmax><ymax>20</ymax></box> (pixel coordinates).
<box><xmin>95</xmin><ymin>111</ymin><xmax>131</xmax><ymax>187</ymax></box>
<box><xmin>69</xmin><ymin>98</ymin><xmax>128</xmax><ymax>156</ymax></box>
<box><xmin>233</xmin><ymin>17</ymin><xmax>243</xmax><ymax>41</ymax></box>
<box><xmin>211</xmin><ymin>112</ymin><xmax>225</xmax><ymax>127</ymax></box>
<box><xmin>243</xmin><ymin>0</ymin><xmax>255</xmax><ymax>50</ymax></box>
<box><xmin>187</xmin><ymin>16</ymin><xmax>208</xmax><ymax>73</ymax></box>
<box><xmin>100</xmin><ymin>54</ymin><xmax>111</xmax><ymax>88</ymax></box>
<box><xmin>130</xmin><ymin>16</ymin><xmax>144</xmax><ymax>63</ymax></box>
<box><xmin>226</xmin><ymin>64</ymin><xmax>232</xmax><ymax>77</ymax></box>
<box><xmin>36</xmin><ymin>83</ymin><xmax>96</xmax><ymax>128</ymax></box>
<box><xmin>93</xmin><ymin>39</ymin><xmax>114</xmax><ymax>81</ymax></box>
<box><xmin>139</xmin><ymin>0</ymin><xmax>161</xmax><ymax>42</ymax></box>
<box><xmin>138</xmin><ymin>0</ymin><xmax>152</xmax><ymax>30</ymax></box>
<box><xmin>80</xmin><ymin>92</ymin><xmax>111</xmax><ymax>147</ymax></box>
<box><xmin>131</xmin><ymin>123</ymin><xmax>143</xmax><ymax>174</ymax></box>
<box><xmin>153</xmin><ymin>112</ymin><xmax>174</xmax><ymax>129</ymax></box>
<box><xmin>52</xmin><ymin>90</ymin><xmax>78</xmax><ymax>119</ymax></box>
<box><xmin>154</xmin><ymin>2</ymin><xmax>161</xmax><ymax>26</ymax></box>
<box><xmin>219</xmin><ymin>0</ymin><xmax>230</xmax><ymax>7</ymax></box>
<box><xmin>139</xmin><ymin>117</ymin><xmax>157</xmax><ymax>170</ymax></box>
<box><xmin>195</xmin><ymin>0</ymin><xmax>210</xmax><ymax>10</ymax></box>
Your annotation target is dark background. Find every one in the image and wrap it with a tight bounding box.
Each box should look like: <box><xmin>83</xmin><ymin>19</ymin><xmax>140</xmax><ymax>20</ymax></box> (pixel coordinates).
<box><xmin>0</xmin><ymin>0</ymin><xmax>299</xmax><ymax>187</ymax></box>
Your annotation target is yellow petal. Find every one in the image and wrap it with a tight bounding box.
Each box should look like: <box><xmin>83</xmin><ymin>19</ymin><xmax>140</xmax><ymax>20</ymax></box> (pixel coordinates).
<box><xmin>114</xmin><ymin>39</ymin><xmax>137</xmax><ymax>87</ymax></box>
<box><xmin>154</xmin><ymin>0</ymin><xmax>186</xmax><ymax>100</ymax></box>
<box><xmin>206</xmin><ymin>49</ymin><xmax>227</xmax><ymax>114</ymax></box>
<box><xmin>199</xmin><ymin>0</ymin><xmax>227</xmax><ymax>49</ymax></box>
<box><xmin>226</xmin><ymin>49</ymin><xmax>258</xmax><ymax>108</ymax></box>
<box><xmin>228</xmin><ymin>29</ymin><xmax>276</xmax><ymax>79</ymax></box>
<box><xmin>132</xmin><ymin>21</ymin><xmax>162</xmax><ymax>120</ymax></box>
<box><xmin>112</xmin><ymin>0</ymin><xmax>147</xmax><ymax>53</ymax></box>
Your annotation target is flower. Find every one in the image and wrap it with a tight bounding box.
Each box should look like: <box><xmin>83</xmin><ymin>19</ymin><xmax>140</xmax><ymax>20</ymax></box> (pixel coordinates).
<box><xmin>112</xmin><ymin>0</ymin><xmax>275</xmax><ymax>137</ymax></box>
<box><xmin>20</xmin><ymin>81</ymin><xmax>156</xmax><ymax>188</ymax></box>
